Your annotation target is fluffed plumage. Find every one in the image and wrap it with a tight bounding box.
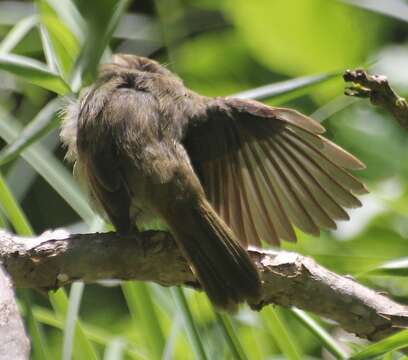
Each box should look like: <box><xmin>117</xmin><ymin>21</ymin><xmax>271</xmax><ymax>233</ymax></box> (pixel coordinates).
<box><xmin>60</xmin><ymin>54</ymin><xmax>367</xmax><ymax>310</ymax></box>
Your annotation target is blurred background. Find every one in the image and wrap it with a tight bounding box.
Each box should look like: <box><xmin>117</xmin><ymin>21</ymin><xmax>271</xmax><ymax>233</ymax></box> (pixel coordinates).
<box><xmin>1</xmin><ymin>0</ymin><xmax>408</xmax><ymax>359</ymax></box>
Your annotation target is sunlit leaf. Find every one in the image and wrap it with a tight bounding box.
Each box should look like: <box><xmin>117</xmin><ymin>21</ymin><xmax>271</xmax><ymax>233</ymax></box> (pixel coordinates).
<box><xmin>261</xmin><ymin>307</ymin><xmax>302</xmax><ymax>360</ymax></box>
<box><xmin>225</xmin><ymin>0</ymin><xmax>384</xmax><ymax>77</ymax></box>
<box><xmin>0</xmin><ymin>105</ymin><xmax>95</xmax><ymax>224</ymax></box>
<box><xmin>38</xmin><ymin>0</ymin><xmax>80</xmax><ymax>77</ymax></box>
<box><xmin>39</xmin><ymin>0</ymin><xmax>85</xmax><ymax>41</ymax></box>
<box><xmin>0</xmin><ymin>97</ymin><xmax>62</xmax><ymax>166</ymax></box>
<box><xmin>20</xmin><ymin>290</ymin><xmax>52</xmax><ymax>360</ymax></box>
<box><xmin>38</xmin><ymin>24</ymin><xmax>59</xmax><ymax>72</ymax></box>
<box><xmin>34</xmin><ymin>306</ymin><xmax>146</xmax><ymax>359</ymax></box>
<box><xmin>362</xmin><ymin>257</ymin><xmax>408</xmax><ymax>277</ymax></box>
<box><xmin>104</xmin><ymin>337</ymin><xmax>126</xmax><ymax>360</ymax></box>
<box><xmin>0</xmin><ymin>15</ymin><xmax>37</xmax><ymax>54</ymax></box>
<box><xmin>0</xmin><ymin>172</ymin><xmax>32</xmax><ymax>235</ymax></box>
<box><xmin>171</xmin><ymin>287</ymin><xmax>208</xmax><ymax>360</ymax></box>
<box><xmin>63</xmin><ymin>283</ymin><xmax>85</xmax><ymax>360</ymax></box>
<box><xmin>71</xmin><ymin>0</ymin><xmax>129</xmax><ymax>91</ymax></box>
<box><xmin>0</xmin><ymin>53</ymin><xmax>70</xmax><ymax>94</ymax></box>
<box><xmin>215</xmin><ymin>312</ymin><xmax>248</xmax><ymax>360</ymax></box>
<box><xmin>49</xmin><ymin>289</ymin><xmax>99</xmax><ymax>360</ymax></box>
<box><xmin>122</xmin><ymin>282</ymin><xmax>165</xmax><ymax>359</ymax></box>
<box><xmin>233</xmin><ymin>72</ymin><xmax>339</xmax><ymax>102</ymax></box>
<box><xmin>350</xmin><ymin>329</ymin><xmax>408</xmax><ymax>359</ymax></box>
<box><xmin>290</xmin><ymin>308</ymin><xmax>348</xmax><ymax>359</ymax></box>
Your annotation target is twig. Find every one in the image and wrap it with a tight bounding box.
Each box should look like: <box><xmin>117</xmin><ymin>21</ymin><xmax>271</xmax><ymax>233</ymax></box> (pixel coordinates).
<box><xmin>1</xmin><ymin>229</ymin><xmax>408</xmax><ymax>342</ymax></box>
<box><xmin>344</xmin><ymin>68</ymin><xmax>408</xmax><ymax>130</ymax></box>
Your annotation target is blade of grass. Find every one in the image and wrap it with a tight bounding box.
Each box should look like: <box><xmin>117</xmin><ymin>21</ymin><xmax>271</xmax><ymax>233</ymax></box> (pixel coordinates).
<box><xmin>382</xmin><ymin>352</ymin><xmax>393</xmax><ymax>360</ymax></box>
<box><xmin>122</xmin><ymin>282</ymin><xmax>165</xmax><ymax>359</ymax></box>
<box><xmin>215</xmin><ymin>311</ymin><xmax>248</xmax><ymax>360</ymax></box>
<box><xmin>0</xmin><ymin>105</ymin><xmax>96</xmax><ymax>225</ymax></box>
<box><xmin>290</xmin><ymin>308</ymin><xmax>348</xmax><ymax>359</ymax></box>
<box><xmin>358</xmin><ymin>257</ymin><xmax>408</xmax><ymax>277</ymax></box>
<box><xmin>39</xmin><ymin>24</ymin><xmax>59</xmax><ymax>72</ymax></box>
<box><xmin>71</xmin><ymin>0</ymin><xmax>129</xmax><ymax>91</ymax></box>
<box><xmin>40</xmin><ymin>0</ymin><xmax>85</xmax><ymax>42</ymax></box>
<box><xmin>34</xmin><ymin>306</ymin><xmax>146</xmax><ymax>359</ymax></box>
<box><xmin>20</xmin><ymin>290</ymin><xmax>52</xmax><ymax>360</ymax></box>
<box><xmin>262</xmin><ymin>307</ymin><xmax>302</xmax><ymax>360</ymax></box>
<box><xmin>0</xmin><ymin>15</ymin><xmax>38</xmax><ymax>54</ymax></box>
<box><xmin>233</xmin><ymin>72</ymin><xmax>339</xmax><ymax>102</ymax></box>
<box><xmin>103</xmin><ymin>337</ymin><xmax>126</xmax><ymax>360</ymax></box>
<box><xmin>0</xmin><ymin>208</ymin><xmax>8</xmax><ymax>229</ymax></box>
<box><xmin>0</xmin><ymin>97</ymin><xmax>62</xmax><ymax>166</ymax></box>
<box><xmin>38</xmin><ymin>0</ymin><xmax>80</xmax><ymax>78</ymax></box>
<box><xmin>0</xmin><ymin>54</ymin><xmax>70</xmax><ymax>95</ymax></box>
<box><xmin>162</xmin><ymin>314</ymin><xmax>182</xmax><ymax>360</ymax></box>
<box><xmin>171</xmin><ymin>287</ymin><xmax>208</xmax><ymax>360</ymax></box>
<box><xmin>49</xmin><ymin>288</ymin><xmax>99</xmax><ymax>360</ymax></box>
<box><xmin>0</xmin><ymin>172</ymin><xmax>32</xmax><ymax>235</ymax></box>
<box><xmin>310</xmin><ymin>95</ymin><xmax>358</xmax><ymax>123</ymax></box>
<box><xmin>63</xmin><ymin>282</ymin><xmax>85</xmax><ymax>360</ymax></box>
<box><xmin>350</xmin><ymin>329</ymin><xmax>408</xmax><ymax>359</ymax></box>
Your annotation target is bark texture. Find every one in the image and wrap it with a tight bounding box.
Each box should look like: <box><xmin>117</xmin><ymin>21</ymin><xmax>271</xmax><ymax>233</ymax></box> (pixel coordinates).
<box><xmin>0</xmin><ymin>265</ymin><xmax>30</xmax><ymax>360</ymax></box>
<box><xmin>1</xmin><ymin>229</ymin><xmax>408</xmax><ymax>342</ymax></box>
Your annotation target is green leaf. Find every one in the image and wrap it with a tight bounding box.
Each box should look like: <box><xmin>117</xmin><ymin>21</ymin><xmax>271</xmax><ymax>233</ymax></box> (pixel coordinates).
<box><xmin>103</xmin><ymin>338</ymin><xmax>126</xmax><ymax>360</ymax></box>
<box><xmin>0</xmin><ymin>54</ymin><xmax>70</xmax><ymax>94</ymax></box>
<box><xmin>233</xmin><ymin>72</ymin><xmax>339</xmax><ymax>102</ymax></box>
<box><xmin>39</xmin><ymin>24</ymin><xmax>59</xmax><ymax>72</ymax></box>
<box><xmin>20</xmin><ymin>290</ymin><xmax>52</xmax><ymax>360</ymax></box>
<box><xmin>171</xmin><ymin>287</ymin><xmax>208</xmax><ymax>360</ymax></box>
<box><xmin>71</xmin><ymin>0</ymin><xmax>129</xmax><ymax>91</ymax></box>
<box><xmin>34</xmin><ymin>306</ymin><xmax>146</xmax><ymax>359</ymax></box>
<box><xmin>0</xmin><ymin>208</ymin><xmax>8</xmax><ymax>229</ymax></box>
<box><xmin>215</xmin><ymin>311</ymin><xmax>248</xmax><ymax>360</ymax></box>
<box><xmin>38</xmin><ymin>0</ymin><xmax>80</xmax><ymax>77</ymax></box>
<box><xmin>0</xmin><ymin>172</ymin><xmax>32</xmax><ymax>235</ymax></box>
<box><xmin>262</xmin><ymin>307</ymin><xmax>303</xmax><ymax>360</ymax></box>
<box><xmin>122</xmin><ymin>282</ymin><xmax>165</xmax><ymax>359</ymax></box>
<box><xmin>290</xmin><ymin>308</ymin><xmax>348</xmax><ymax>359</ymax></box>
<box><xmin>361</xmin><ymin>257</ymin><xmax>408</xmax><ymax>277</ymax></box>
<box><xmin>63</xmin><ymin>282</ymin><xmax>85</xmax><ymax>360</ymax></box>
<box><xmin>350</xmin><ymin>329</ymin><xmax>408</xmax><ymax>359</ymax></box>
<box><xmin>0</xmin><ymin>105</ymin><xmax>96</xmax><ymax>225</ymax></box>
<box><xmin>0</xmin><ymin>15</ymin><xmax>38</xmax><ymax>54</ymax></box>
<box><xmin>0</xmin><ymin>98</ymin><xmax>62</xmax><ymax>166</ymax></box>
<box><xmin>39</xmin><ymin>0</ymin><xmax>86</xmax><ymax>42</ymax></box>
<box><xmin>162</xmin><ymin>314</ymin><xmax>182</xmax><ymax>360</ymax></box>
<box><xmin>224</xmin><ymin>0</ymin><xmax>383</xmax><ymax>77</ymax></box>
<box><xmin>49</xmin><ymin>289</ymin><xmax>99</xmax><ymax>360</ymax></box>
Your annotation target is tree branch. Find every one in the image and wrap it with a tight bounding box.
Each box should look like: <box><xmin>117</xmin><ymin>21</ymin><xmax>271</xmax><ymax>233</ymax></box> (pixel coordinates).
<box><xmin>344</xmin><ymin>68</ymin><xmax>408</xmax><ymax>130</ymax></box>
<box><xmin>1</xmin><ymin>229</ymin><xmax>408</xmax><ymax>342</ymax></box>
<box><xmin>0</xmin><ymin>265</ymin><xmax>30</xmax><ymax>360</ymax></box>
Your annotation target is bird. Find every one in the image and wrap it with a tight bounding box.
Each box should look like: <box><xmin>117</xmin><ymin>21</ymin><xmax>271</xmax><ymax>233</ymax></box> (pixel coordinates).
<box><xmin>60</xmin><ymin>54</ymin><xmax>368</xmax><ymax>310</ymax></box>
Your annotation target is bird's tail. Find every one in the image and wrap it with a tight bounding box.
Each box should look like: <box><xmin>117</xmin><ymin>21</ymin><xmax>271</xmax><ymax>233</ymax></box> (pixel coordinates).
<box><xmin>164</xmin><ymin>198</ymin><xmax>261</xmax><ymax>310</ymax></box>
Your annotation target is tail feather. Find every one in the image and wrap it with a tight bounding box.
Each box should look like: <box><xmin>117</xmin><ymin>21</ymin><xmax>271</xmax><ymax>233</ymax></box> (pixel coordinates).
<box><xmin>165</xmin><ymin>198</ymin><xmax>261</xmax><ymax>310</ymax></box>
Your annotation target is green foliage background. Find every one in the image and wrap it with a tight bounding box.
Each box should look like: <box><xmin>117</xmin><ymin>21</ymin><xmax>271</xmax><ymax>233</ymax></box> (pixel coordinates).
<box><xmin>1</xmin><ymin>0</ymin><xmax>408</xmax><ymax>359</ymax></box>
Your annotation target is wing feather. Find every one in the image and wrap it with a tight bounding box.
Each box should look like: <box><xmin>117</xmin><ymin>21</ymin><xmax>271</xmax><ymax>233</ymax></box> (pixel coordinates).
<box><xmin>183</xmin><ymin>97</ymin><xmax>367</xmax><ymax>247</ymax></box>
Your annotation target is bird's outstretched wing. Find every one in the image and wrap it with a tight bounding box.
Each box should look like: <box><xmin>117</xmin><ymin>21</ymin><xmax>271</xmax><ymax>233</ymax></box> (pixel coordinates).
<box><xmin>183</xmin><ymin>97</ymin><xmax>368</xmax><ymax>246</ymax></box>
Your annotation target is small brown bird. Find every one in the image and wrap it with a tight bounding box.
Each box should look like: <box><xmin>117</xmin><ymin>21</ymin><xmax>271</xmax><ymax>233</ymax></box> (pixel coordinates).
<box><xmin>61</xmin><ymin>54</ymin><xmax>368</xmax><ymax>310</ymax></box>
